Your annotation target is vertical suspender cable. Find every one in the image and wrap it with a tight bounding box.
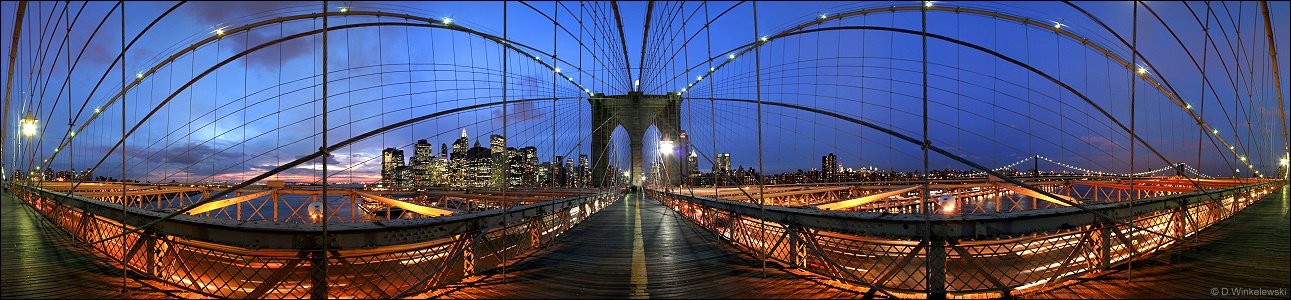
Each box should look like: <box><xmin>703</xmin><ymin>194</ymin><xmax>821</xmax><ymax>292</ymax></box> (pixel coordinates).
<box><xmin>65</xmin><ymin>0</ymin><xmax>71</xmax><ymax>191</ymax></box>
<box><xmin>1127</xmin><ymin>0</ymin><xmax>1138</xmax><ymax>283</ymax></box>
<box><xmin>751</xmin><ymin>0</ymin><xmax>767</xmax><ymax>278</ymax></box>
<box><xmin>319</xmin><ymin>1</ymin><xmax>330</xmax><ymax>298</ymax></box>
<box><xmin>501</xmin><ymin>0</ymin><xmax>509</xmax><ymax>283</ymax></box>
<box><xmin>705</xmin><ymin>3</ymin><xmax>715</xmax><ymax>198</ymax></box>
<box><xmin>920</xmin><ymin>3</ymin><xmax>935</xmax><ymax>298</ymax></box>
<box><xmin>118</xmin><ymin>0</ymin><xmax>127</xmax><ymax>293</ymax></box>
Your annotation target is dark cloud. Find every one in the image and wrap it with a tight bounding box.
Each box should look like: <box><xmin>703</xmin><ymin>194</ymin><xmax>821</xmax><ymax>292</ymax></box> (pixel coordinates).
<box><xmin>150</xmin><ymin>143</ymin><xmax>241</xmax><ymax>165</ymax></box>
<box><xmin>492</xmin><ymin>101</ymin><xmax>547</xmax><ymax>124</ymax></box>
<box><xmin>294</xmin><ymin>153</ymin><xmax>342</xmax><ymax>166</ymax></box>
<box><xmin>185</xmin><ymin>1</ymin><xmax>339</xmax><ymax>70</ymax></box>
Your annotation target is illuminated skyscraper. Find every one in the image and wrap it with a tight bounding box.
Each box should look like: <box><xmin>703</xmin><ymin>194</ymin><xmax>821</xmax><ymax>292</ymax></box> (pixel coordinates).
<box><xmin>412</xmin><ymin>140</ymin><xmax>435</xmax><ymax>185</ymax></box>
<box><xmin>451</xmin><ymin>129</ymin><xmax>469</xmax><ymax>160</ymax></box>
<box><xmin>715</xmin><ymin>153</ymin><xmax>731</xmax><ymax>174</ymax></box>
<box><xmin>686</xmin><ymin>150</ymin><xmax>699</xmax><ymax>175</ymax></box>
<box><xmin>822</xmin><ymin>153</ymin><xmax>838</xmax><ymax>174</ymax></box>
<box><xmin>381</xmin><ymin>148</ymin><xmax>405</xmax><ymax>186</ymax></box>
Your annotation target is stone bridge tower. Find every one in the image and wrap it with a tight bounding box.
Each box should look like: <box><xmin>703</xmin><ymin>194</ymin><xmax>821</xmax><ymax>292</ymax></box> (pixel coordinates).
<box><xmin>590</xmin><ymin>92</ymin><xmax>682</xmax><ymax>187</ymax></box>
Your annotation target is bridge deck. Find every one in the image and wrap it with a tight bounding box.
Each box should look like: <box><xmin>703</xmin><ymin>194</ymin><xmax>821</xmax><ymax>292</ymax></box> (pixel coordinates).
<box><xmin>0</xmin><ymin>189</ymin><xmax>193</xmax><ymax>299</ymax></box>
<box><xmin>1025</xmin><ymin>185</ymin><xmax>1290</xmax><ymax>299</ymax></box>
<box><xmin>426</xmin><ymin>193</ymin><xmax>867</xmax><ymax>299</ymax></box>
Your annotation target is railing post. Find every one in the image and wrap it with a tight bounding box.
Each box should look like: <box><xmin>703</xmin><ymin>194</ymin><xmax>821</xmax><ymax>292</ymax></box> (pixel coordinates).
<box><xmin>789</xmin><ymin>226</ymin><xmax>805</xmax><ymax>268</ymax></box>
<box><xmin>1097</xmin><ymin>224</ymin><xmax>1112</xmax><ymax>270</ymax></box>
<box><xmin>308</xmin><ymin>235</ymin><xmax>327</xmax><ymax>299</ymax></box>
<box><xmin>145</xmin><ymin>231</ymin><xmax>157</xmax><ymax>276</ymax></box>
<box><xmin>926</xmin><ymin>238</ymin><xmax>947</xmax><ymax>300</ymax></box>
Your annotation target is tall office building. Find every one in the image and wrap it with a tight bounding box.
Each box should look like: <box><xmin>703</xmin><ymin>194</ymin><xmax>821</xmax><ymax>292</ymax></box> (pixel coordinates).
<box><xmin>490</xmin><ymin>135</ymin><xmax>507</xmax><ymax>188</ymax></box>
<box><xmin>440</xmin><ymin>143</ymin><xmax>448</xmax><ymax>159</ymax></box>
<box><xmin>521</xmin><ymin>146</ymin><xmax>538</xmax><ymax>185</ymax></box>
<box><xmin>381</xmin><ymin>148</ymin><xmax>406</xmax><ymax>186</ymax></box>
<box><xmin>577</xmin><ymin>154</ymin><xmax>590</xmax><ymax>187</ymax></box>
<box><xmin>490</xmin><ymin>135</ymin><xmax>507</xmax><ymax>156</ymax></box>
<box><xmin>451</xmin><ymin>129</ymin><xmax>469</xmax><ymax>160</ymax></box>
<box><xmin>822</xmin><ymin>153</ymin><xmax>838</xmax><ymax>174</ymax></box>
<box><xmin>678</xmin><ymin>130</ymin><xmax>689</xmax><ymax>175</ymax></box>
<box><xmin>686</xmin><ymin>150</ymin><xmax>699</xmax><ymax>175</ymax></box>
<box><xmin>715</xmin><ymin>153</ymin><xmax>731</xmax><ymax>174</ymax></box>
<box><xmin>411</xmin><ymin>140</ymin><xmax>436</xmax><ymax>185</ymax></box>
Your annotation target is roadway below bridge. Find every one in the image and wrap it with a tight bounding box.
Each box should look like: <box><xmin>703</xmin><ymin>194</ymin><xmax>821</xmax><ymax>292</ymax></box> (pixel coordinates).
<box><xmin>425</xmin><ymin>192</ymin><xmax>866</xmax><ymax>298</ymax></box>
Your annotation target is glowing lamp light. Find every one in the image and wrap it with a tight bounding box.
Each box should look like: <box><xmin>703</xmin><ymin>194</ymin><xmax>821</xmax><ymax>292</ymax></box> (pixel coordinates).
<box><xmin>1136</xmin><ymin>66</ymin><xmax>1148</xmax><ymax>75</ymax></box>
<box><xmin>821</xmin><ymin>14</ymin><xmax>828</xmax><ymax>19</ymax></box>
<box><xmin>680</xmin><ymin>88</ymin><xmax>686</xmax><ymax>92</ymax></box>
<box><xmin>659</xmin><ymin>140</ymin><xmax>675</xmax><ymax>155</ymax></box>
<box><xmin>709</xmin><ymin>67</ymin><xmax>715</xmax><ymax>72</ymax></box>
<box><xmin>760</xmin><ymin>36</ymin><xmax>769</xmax><ymax>42</ymax></box>
<box><xmin>624</xmin><ymin>170</ymin><xmax>631</xmax><ymax>177</ymax></box>
<box><xmin>94</xmin><ymin>107</ymin><xmax>101</xmax><ymax>113</ymax></box>
<box><xmin>729</xmin><ymin>53</ymin><xmax>736</xmax><ymax>60</ymax></box>
<box><xmin>442</xmin><ymin>17</ymin><xmax>453</xmax><ymax>25</ymax></box>
<box><xmin>338</xmin><ymin>6</ymin><xmax>349</xmax><ymax>13</ymax></box>
<box><xmin>1185</xmin><ymin>103</ymin><xmax>1192</xmax><ymax>109</ymax></box>
<box><xmin>924</xmin><ymin>1</ymin><xmax>934</xmax><ymax>8</ymax></box>
<box><xmin>696</xmin><ymin>76</ymin><xmax>703</xmax><ymax>81</ymax></box>
<box><xmin>20</xmin><ymin>114</ymin><xmax>39</xmax><ymax>137</ymax></box>
<box><xmin>554</xmin><ymin>67</ymin><xmax>561</xmax><ymax>73</ymax></box>
<box><xmin>1054</xmin><ymin>22</ymin><xmax>1063</xmax><ymax>30</ymax></box>
<box><xmin>136</xmin><ymin>72</ymin><xmax>143</xmax><ymax>79</ymax></box>
<box><xmin>1278</xmin><ymin>157</ymin><xmax>1288</xmax><ymax>166</ymax></box>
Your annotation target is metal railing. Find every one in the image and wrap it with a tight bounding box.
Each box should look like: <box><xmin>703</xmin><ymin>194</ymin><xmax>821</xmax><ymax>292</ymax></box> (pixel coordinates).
<box><xmin>650</xmin><ymin>180</ymin><xmax>1285</xmax><ymax>298</ymax></box>
<box><xmin>7</xmin><ymin>182</ymin><xmax>620</xmax><ymax>298</ymax></box>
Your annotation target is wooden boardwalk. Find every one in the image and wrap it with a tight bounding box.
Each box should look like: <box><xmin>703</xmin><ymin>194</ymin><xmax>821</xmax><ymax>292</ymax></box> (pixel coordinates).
<box><xmin>4</xmin><ymin>185</ymin><xmax>1286</xmax><ymax>299</ymax></box>
<box><xmin>426</xmin><ymin>192</ymin><xmax>868</xmax><ymax>299</ymax></box>
<box><xmin>1024</xmin><ymin>185</ymin><xmax>1290</xmax><ymax>299</ymax></box>
<box><xmin>0</xmin><ymin>189</ymin><xmax>192</xmax><ymax>299</ymax></box>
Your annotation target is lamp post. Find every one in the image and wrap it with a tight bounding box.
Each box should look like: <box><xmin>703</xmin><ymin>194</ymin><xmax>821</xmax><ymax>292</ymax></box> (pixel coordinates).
<box><xmin>20</xmin><ymin>113</ymin><xmax>39</xmax><ymax>184</ymax></box>
<box><xmin>659</xmin><ymin>138</ymin><xmax>674</xmax><ymax>192</ymax></box>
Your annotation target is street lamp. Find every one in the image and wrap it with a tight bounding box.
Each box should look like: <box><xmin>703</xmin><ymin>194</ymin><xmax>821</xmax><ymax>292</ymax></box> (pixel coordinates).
<box><xmin>20</xmin><ymin>114</ymin><xmax>39</xmax><ymax>137</ymax></box>
<box><xmin>659</xmin><ymin>139</ymin><xmax>675</xmax><ymax>191</ymax></box>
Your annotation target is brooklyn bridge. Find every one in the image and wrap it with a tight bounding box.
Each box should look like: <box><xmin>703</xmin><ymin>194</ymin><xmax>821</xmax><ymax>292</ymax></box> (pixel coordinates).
<box><xmin>2</xmin><ymin>1</ymin><xmax>1288</xmax><ymax>299</ymax></box>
